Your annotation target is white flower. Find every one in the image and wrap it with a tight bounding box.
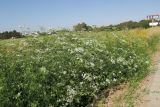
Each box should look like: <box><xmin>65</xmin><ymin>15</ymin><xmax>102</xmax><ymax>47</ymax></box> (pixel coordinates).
<box><xmin>113</xmin><ymin>78</ymin><xmax>117</xmax><ymax>82</ymax></box>
<box><xmin>63</xmin><ymin>71</ymin><xmax>67</xmax><ymax>75</ymax></box>
<box><xmin>106</xmin><ymin>79</ymin><xmax>110</xmax><ymax>84</ymax></box>
<box><xmin>110</xmin><ymin>57</ymin><xmax>115</xmax><ymax>64</ymax></box>
<box><xmin>112</xmin><ymin>73</ymin><xmax>116</xmax><ymax>76</ymax></box>
<box><xmin>39</xmin><ymin>66</ymin><xmax>48</xmax><ymax>74</ymax></box>
<box><xmin>15</xmin><ymin>92</ymin><xmax>21</xmax><ymax>99</ymax></box>
<box><xmin>119</xmin><ymin>71</ymin><xmax>122</xmax><ymax>74</ymax></box>
<box><xmin>66</xmin><ymin>86</ymin><xmax>77</xmax><ymax>103</ymax></box>
<box><xmin>117</xmin><ymin>57</ymin><xmax>125</xmax><ymax>63</ymax></box>
<box><xmin>90</xmin><ymin>62</ymin><xmax>95</xmax><ymax>68</ymax></box>
<box><xmin>82</xmin><ymin>73</ymin><xmax>92</xmax><ymax>81</ymax></box>
<box><xmin>74</xmin><ymin>47</ymin><xmax>84</xmax><ymax>53</ymax></box>
<box><xmin>134</xmin><ymin>64</ymin><xmax>138</xmax><ymax>68</ymax></box>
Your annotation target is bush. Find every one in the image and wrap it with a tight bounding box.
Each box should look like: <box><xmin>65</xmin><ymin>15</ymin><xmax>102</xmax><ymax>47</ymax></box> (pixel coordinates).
<box><xmin>0</xmin><ymin>30</ymin><xmax>159</xmax><ymax>107</ymax></box>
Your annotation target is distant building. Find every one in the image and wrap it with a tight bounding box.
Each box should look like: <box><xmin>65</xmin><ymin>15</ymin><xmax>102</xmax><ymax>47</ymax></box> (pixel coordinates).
<box><xmin>147</xmin><ymin>14</ymin><xmax>160</xmax><ymax>27</ymax></box>
<box><xmin>149</xmin><ymin>22</ymin><xmax>159</xmax><ymax>27</ymax></box>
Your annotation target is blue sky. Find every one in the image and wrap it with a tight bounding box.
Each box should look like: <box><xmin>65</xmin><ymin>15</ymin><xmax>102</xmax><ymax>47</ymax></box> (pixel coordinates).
<box><xmin>0</xmin><ymin>0</ymin><xmax>160</xmax><ymax>31</ymax></box>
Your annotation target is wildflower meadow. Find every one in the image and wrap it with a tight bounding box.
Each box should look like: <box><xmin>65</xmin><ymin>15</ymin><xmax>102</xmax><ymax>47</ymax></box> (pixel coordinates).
<box><xmin>0</xmin><ymin>28</ymin><xmax>160</xmax><ymax>107</ymax></box>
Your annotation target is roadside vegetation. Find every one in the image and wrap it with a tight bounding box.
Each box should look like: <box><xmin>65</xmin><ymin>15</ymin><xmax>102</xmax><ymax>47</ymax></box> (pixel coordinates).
<box><xmin>0</xmin><ymin>27</ymin><xmax>160</xmax><ymax>106</ymax></box>
<box><xmin>0</xmin><ymin>28</ymin><xmax>160</xmax><ymax>107</ymax></box>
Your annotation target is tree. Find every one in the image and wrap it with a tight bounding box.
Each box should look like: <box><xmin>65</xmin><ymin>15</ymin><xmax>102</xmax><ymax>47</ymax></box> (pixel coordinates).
<box><xmin>0</xmin><ymin>30</ymin><xmax>23</xmax><ymax>39</ymax></box>
<box><xmin>116</xmin><ymin>21</ymin><xmax>139</xmax><ymax>30</ymax></box>
<box><xmin>138</xmin><ymin>20</ymin><xmax>151</xmax><ymax>28</ymax></box>
<box><xmin>73</xmin><ymin>22</ymin><xmax>92</xmax><ymax>31</ymax></box>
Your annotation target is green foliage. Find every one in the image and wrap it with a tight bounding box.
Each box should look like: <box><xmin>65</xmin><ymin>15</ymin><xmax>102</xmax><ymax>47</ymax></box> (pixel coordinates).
<box><xmin>116</xmin><ymin>21</ymin><xmax>139</xmax><ymax>30</ymax></box>
<box><xmin>37</xmin><ymin>31</ymin><xmax>48</xmax><ymax>36</ymax></box>
<box><xmin>138</xmin><ymin>20</ymin><xmax>151</xmax><ymax>28</ymax></box>
<box><xmin>73</xmin><ymin>22</ymin><xmax>93</xmax><ymax>31</ymax></box>
<box><xmin>91</xmin><ymin>20</ymin><xmax>152</xmax><ymax>32</ymax></box>
<box><xmin>0</xmin><ymin>31</ymin><xmax>159</xmax><ymax>107</ymax></box>
<box><xmin>0</xmin><ymin>30</ymin><xmax>23</xmax><ymax>39</ymax></box>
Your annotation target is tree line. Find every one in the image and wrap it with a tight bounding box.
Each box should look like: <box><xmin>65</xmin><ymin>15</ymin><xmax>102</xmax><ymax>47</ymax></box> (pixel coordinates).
<box><xmin>73</xmin><ymin>20</ymin><xmax>152</xmax><ymax>32</ymax></box>
<box><xmin>0</xmin><ymin>30</ymin><xmax>23</xmax><ymax>39</ymax></box>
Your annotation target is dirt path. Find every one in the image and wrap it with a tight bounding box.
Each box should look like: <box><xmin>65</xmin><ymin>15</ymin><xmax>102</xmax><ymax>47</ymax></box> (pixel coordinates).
<box><xmin>107</xmin><ymin>51</ymin><xmax>160</xmax><ymax>107</ymax></box>
<box><xmin>97</xmin><ymin>50</ymin><xmax>160</xmax><ymax>107</ymax></box>
<box><xmin>137</xmin><ymin>52</ymin><xmax>160</xmax><ymax>107</ymax></box>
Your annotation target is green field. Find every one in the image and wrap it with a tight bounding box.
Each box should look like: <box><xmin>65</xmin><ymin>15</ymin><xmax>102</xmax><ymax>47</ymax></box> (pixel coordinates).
<box><xmin>0</xmin><ymin>28</ymin><xmax>160</xmax><ymax>107</ymax></box>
